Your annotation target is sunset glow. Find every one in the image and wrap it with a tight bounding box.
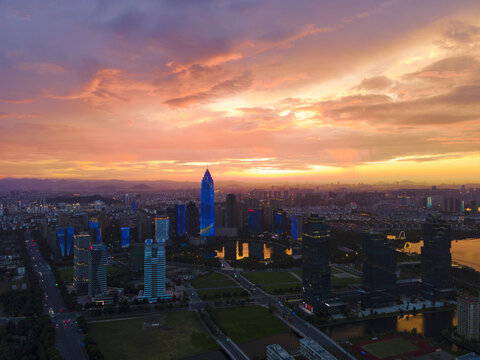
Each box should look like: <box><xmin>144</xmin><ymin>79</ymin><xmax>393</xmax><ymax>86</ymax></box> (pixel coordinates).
<box><xmin>2</xmin><ymin>1</ymin><xmax>480</xmax><ymax>183</ymax></box>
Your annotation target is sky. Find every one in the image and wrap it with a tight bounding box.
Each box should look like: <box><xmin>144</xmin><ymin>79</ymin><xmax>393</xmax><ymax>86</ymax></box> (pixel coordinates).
<box><xmin>1</xmin><ymin>0</ymin><xmax>480</xmax><ymax>183</ymax></box>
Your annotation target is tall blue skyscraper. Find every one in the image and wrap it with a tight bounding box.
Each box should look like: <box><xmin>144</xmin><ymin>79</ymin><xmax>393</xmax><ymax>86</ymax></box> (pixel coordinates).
<box><xmin>291</xmin><ymin>214</ymin><xmax>304</xmax><ymax>241</ymax></box>
<box><xmin>143</xmin><ymin>238</ymin><xmax>168</xmax><ymax>302</ymax></box>
<box><xmin>121</xmin><ymin>227</ymin><xmax>130</xmax><ymax>248</ymax></box>
<box><xmin>66</xmin><ymin>227</ymin><xmax>74</xmax><ymax>255</ymax></box>
<box><xmin>56</xmin><ymin>228</ymin><xmax>65</xmax><ymax>256</ymax></box>
<box><xmin>73</xmin><ymin>233</ymin><xmax>90</xmax><ymax>296</ymax></box>
<box><xmin>248</xmin><ymin>209</ymin><xmax>263</xmax><ymax>234</ymax></box>
<box><xmin>155</xmin><ymin>217</ymin><xmax>169</xmax><ymax>244</ymax></box>
<box><xmin>177</xmin><ymin>204</ymin><xmax>186</xmax><ymax>236</ymax></box>
<box><xmin>200</xmin><ymin>169</ymin><xmax>215</xmax><ymax>237</ymax></box>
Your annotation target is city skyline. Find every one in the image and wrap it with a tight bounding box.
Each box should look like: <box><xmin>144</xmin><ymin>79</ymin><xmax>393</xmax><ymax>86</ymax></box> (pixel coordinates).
<box><xmin>2</xmin><ymin>1</ymin><xmax>480</xmax><ymax>183</ymax></box>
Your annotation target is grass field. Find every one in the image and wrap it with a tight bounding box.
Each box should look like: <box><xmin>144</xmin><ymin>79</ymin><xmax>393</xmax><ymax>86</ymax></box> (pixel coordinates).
<box><xmin>244</xmin><ymin>271</ymin><xmax>300</xmax><ymax>285</ymax></box>
<box><xmin>89</xmin><ymin>311</ymin><xmax>217</xmax><ymax>360</ymax></box>
<box><xmin>361</xmin><ymin>338</ymin><xmax>419</xmax><ymax>359</ymax></box>
<box><xmin>331</xmin><ymin>276</ymin><xmax>361</xmax><ymax>289</ymax></box>
<box><xmin>211</xmin><ymin>305</ymin><xmax>289</xmax><ymax>343</ymax></box>
<box><xmin>57</xmin><ymin>267</ymin><xmax>73</xmax><ymax>283</ymax></box>
<box><xmin>262</xmin><ymin>283</ymin><xmax>302</xmax><ymax>294</ymax></box>
<box><xmin>197</xmin><ymin>287</ymin><xmax>249</xmax><ymax>300</ymax></box>
<box><xmin>190</xmin><ymin>272</ymin><xmax>237</xmax><ymax>289</ymax></box>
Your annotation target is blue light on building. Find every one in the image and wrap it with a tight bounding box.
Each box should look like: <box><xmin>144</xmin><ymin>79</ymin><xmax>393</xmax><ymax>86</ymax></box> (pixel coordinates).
<box><xmin>155</xmin><ymin>217</ymin><xmax>169</xmax><ymax>244</ymax></box>
<box><xmin>248</xmin><ymin>209</ymin><xmax>263</xmax><ymax>234</ymax></box>
<box><xmin>89</xmin><ymin>218</ymin><xmax>101</xmax><ymax>244</ymax></box>
<box><xmin>143</xmin><ymin>238</ymin><xmax>169</xmax><ymax>302</ymax></box>
<box><xmin>273</xmin><ymin>208</ymin><xmax>287</xmax><ymax>235</ymax></box>
<box><xmin>178</xmin><ymin>204</ymin><xmax>186</xmax><ymax>236</ymax></box>
<box><xmin>66</xmin><ymin>227</ymin><xmax>74</xmax><ymax>255</ymax></box>
<box><xmin>56</xmin><ymin>228</ymin><xmax>65</xmax><ymax>256</ymax></box>
<box><xmin>121</xmin><ymin>227</ymin><xmax>130</xmax><ymax>248</ymax></box>
<box><xmin>291</xmin><ymin>214</ymin><xmax>303</xmax><ymax>241</ymax></box>
<box><xmin>426</xmin><ymin>196</ymin><xmax>432</xmax><ymax>209</ymax></box>
<box><xmin>200</xmin><ymin>169</ymin><xmax>215</xmax><ymax>237</ymax></box>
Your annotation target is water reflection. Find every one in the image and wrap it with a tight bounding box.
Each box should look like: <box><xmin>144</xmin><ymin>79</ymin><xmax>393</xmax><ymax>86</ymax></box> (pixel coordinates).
<box><xmin>215</xmin><ymin>241</ymin><xmax>293</xmax><ymax>261</ymax></box>
<box><xmin>323</xmin><ymin>310</ymin><xmax>456</xmax><ymax>345</ymax></box>
<box><xmin>403</xmin><ymin>238</ymin><xmax>480</xmax><ymax>271</ymax></box>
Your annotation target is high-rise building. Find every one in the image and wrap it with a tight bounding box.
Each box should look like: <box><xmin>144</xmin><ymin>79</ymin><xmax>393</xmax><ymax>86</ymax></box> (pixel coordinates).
<box><xmin>266</xmin><ymin>344</ymin><xmax>295</xmax><ymax>360</ymax></box>
<box><xmin>155</xmin><ymin>217</ymin><xmax>169</xmax><ymax>244</ymax></box>
<box><xmin>291</xmin><ymin>214</ymin><xmax>303</xmax><ymax>241</ymax></box>
<box><xmin>186</xmin><ymin>201</ymin><xmax>200</xmax><ymax>235</ymax></box>
<box><xmin>225</xmin><ymin>194</ymin><xmax>237</xmax><ymax>228</ymax></box>
<box><xmin>299</xmin><ymin>338</ymin><xmax>336</xmax><ymax>360</ymax></box>
<box><xmin>200</xmin><ymin>169</ymin><xmax>215</xmax><ymax>236</ymax></box>
<box><xmin>56</xmin><ymin>228</ymin><xmax>66</xmax><ymax>257</ymax></box>
<box><xmin>457</xmin><ymin>295</ymin><xmax>480</xmax><ymax>341</ymax></box>
<box><xmin>89</xmin><ymin>218</ymin><xmax>101</xmax><ymax>244</ymax></box>
<box><xmin>177</xmin><ymin>204</ymin><xmax>186</xmax><ymax>236</ymax></box>
<box><xmin>143</xmin><ymin>238</ymin><xmax>167</xmax><ymax>302</ymax></box>
<box><xmin>273</xmin><ymin>208</ymin><xmax>287</xmax><ymax>235</ymax></box>
<box><xmin>248</xmin><ymin>209</ymin><xmax>263</xmax><ymax>234</ymax></box>
<box><xmin>421</xmin><ymin>215</ymin><xmax>452</xmax><ymax>289</ymax></box>
<box><xmin>73</xmin><ymin>233</ymin><xmax>90</xmax><ymax>295</ymax></box>
<box><xmin>121</xmin><ymin>227</ymin><xmax>130</xmax><ymax>248</ymax></box>
<box><xmin>362</xmin><ymin>233</ymin><xmax>397</xmax><ymax>291</ymax></box>
<box><xmin>88</xmin><ymin>243</ymin><xmax>107</xmax><ymax>298</ymax></box>
<box><xmin>302</xmin><ymin>215</ymin><xmax>331</xmax><ymax>311</ymax></box>
<box><xmin>66</xmin><ymin>227</ymin><xmax>74</xmax><ymax>255</ymax></box>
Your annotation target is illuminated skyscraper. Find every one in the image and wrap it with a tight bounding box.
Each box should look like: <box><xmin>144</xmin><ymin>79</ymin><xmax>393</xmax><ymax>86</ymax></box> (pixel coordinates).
<box><xmin>177</xmin><ymin>204</ymin><xmax>186</xmax><ymax>236</ymax></box>
<box><xmin>56</xmin><ymin>228</ymin><xmax>66</xmax><ymax>257</ymax></box>
<box><xmin>248</xmin><ymin>209</ymin><xmax>263</xmax><ymax>234</ymax></box>
<box><xmin>121</xmin><ymin>227</ymin><xmax>130</xmax><ymax>248</ymax></box>
<box><xmin>143</xmin><ymin>238</ymin><xmax>167</xmax><ymax>302</ymax></box>
<box><xmin>73</xmin><ymin>233</ymin><xmax>90</xmax><ymax>296</ymax></box>
<box><xmin>155</xmin><ymin>217</ymin><xmax>169</xmax><ymax>244</ymax></box>
<box><xmin>302</xmin><ymin>215</ymin><xmax>331</xmax><ymax>311</ymax></box>
<box><xmin>291</xmin><ymin>214</ymin><xmax>303</xmax><ymax>241</ymax></box>
<box><xmin>200</xmin><ymin>169</ymin><xmax>215</xmax><ymax>236</ymax></box>
<box><xmin>273</xmin><ymin>208</ymin><xmax>287</xmax><ymax>235</ymax></box>
<box><xmin>88</xmin><ymin>243</ymin><xmax>107</xmax><ymax>298</ymax></box>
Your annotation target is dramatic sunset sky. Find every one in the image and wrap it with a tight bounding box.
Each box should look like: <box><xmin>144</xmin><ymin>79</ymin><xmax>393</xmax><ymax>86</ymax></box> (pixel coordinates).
<box><xmin>1</xmin><ymin>1</ymin><xmax>480</xmax><ymax>183</ymax></box>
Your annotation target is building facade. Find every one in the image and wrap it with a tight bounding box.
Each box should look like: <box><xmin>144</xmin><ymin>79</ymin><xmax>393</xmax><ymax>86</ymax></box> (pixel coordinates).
<box><xmin>155</xmin><ymin>217</ymin><xmax>169</xmax><ymax>244</ymax></box>
<box><xmin>302</xmin><ymin>215</ymin><xmax>331</xmax><ymax>311</ymax></box>
<box><xmin>200</xmin><ymin>169</ymin><xmax>215</xmax><ymax>236</ymax></box>
<box><xmin>143</xmin><ymin>238</ymin><xmax>167</xmax><ymax>302</ymax></box>
<box><xmin>457</xmin><ymin>295</ymin><xmax>480</xmax><ymax>341</ymax></box>
<box><xmin>291</xmin><ymin>214</ymin><xmax>304</xmax><ymax>241</ymax></box>
<box><xmin>299</xmin><ymin>338</ymin><xmax>337</xmax><ymax>360</ymax></box>
<box><xmin>266</xmin><ymin>344</ymin><xmax>295</xmax><ymax>360</ymax></box>
<box><xmin>225</xmin><ymin>194</ymin><xmax>237</xmax><ymax>228</ymax></box>
<box><xmin>88</xmin><ymin>243</ymin><xmax>107</xmax><ymax>298</ymax></box>
<box><xmin>248</xmin><ymin>208</ymin><xmax>263</xmax><ymax>234</ymax></box>
<box><xmin>73</xmin><ymin>233</ymin><xmax>90</xmax><ymax>295</ymax></box>
<box><xmin>186</xmin><ymin>201</ymin><xmax>200</xmax><ymax>235</ymax></box>
<box><xmin>121</xmin><ymin>227</ymin><xmax>130</xmax><ymax>248</ymax></box>
<box><xmin>273</xmin><ymin>208</ymin><xmax>287</xmax><ymax>235</ymax></box>
<box><xmin>362</xmin><ymin>233</ymin><xmax>397</xmax><ymax>291</ymax></box>
<box><xmin>177</xmin><ymin>204</ymin><xmax>186</xmax><ymax>236</ymax></box>
<box><xmin>421</xmin><ymin>215</ymin><xmax>452</xmax><ymax>289</ymax></box>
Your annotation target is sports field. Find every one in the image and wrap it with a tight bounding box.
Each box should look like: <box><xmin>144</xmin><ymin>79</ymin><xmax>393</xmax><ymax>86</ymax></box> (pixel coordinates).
<box><xmin>351</xmin><ymin>335</ymin><xmax>436</xmax><ymax>360</ymax></box>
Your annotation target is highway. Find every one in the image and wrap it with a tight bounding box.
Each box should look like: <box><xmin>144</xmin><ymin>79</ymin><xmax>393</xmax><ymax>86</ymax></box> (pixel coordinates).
<box><xmin>184</xmin><ymin>283</ymin><xmax>250</xmax><ymax>360</ymax></box>
<box><xmin>224</xmin><ymin>269</ymin><xmax>357</xmax><ymax>360</ymax></box>
<box><xmin>24</xmin><ymin>231</ymin><xmax>88</xmax><ymax>360</ymax></box>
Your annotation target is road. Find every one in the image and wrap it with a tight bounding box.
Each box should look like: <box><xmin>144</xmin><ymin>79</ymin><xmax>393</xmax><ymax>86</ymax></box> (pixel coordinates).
<box><xmin>223</xmin><ymin>269</ymin><xmax>357</xmax><ymax>360</ymax></box>
<box><xmin>24</xmin><ymin>231</ymin><xmax>88</xmax><ymax>360</ymax></box>
<box><xmin>184</xmin><ymin>283</ymin><xmax>250</xmax><ymax>360</ymax></box>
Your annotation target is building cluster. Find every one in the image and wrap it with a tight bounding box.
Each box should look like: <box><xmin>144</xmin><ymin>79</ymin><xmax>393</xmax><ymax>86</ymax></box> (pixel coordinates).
<box><xmin>266</xmin><ymin>337</ymin><xmax>337</xmax><ymax>360</ymax></box>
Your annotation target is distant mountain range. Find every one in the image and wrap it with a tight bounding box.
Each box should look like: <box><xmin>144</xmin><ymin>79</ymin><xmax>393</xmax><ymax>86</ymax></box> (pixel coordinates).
<box><xmin>0</xmin><ymin>177</ymin><xmax>473</xmax><ymax>193</ymax></box>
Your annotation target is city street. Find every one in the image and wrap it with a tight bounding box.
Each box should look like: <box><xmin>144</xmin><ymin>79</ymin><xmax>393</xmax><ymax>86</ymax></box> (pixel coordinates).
<box><xmin>24</xmin><ymin>231</ymin><xmax>88</xmax><ymax>360</ymax></box>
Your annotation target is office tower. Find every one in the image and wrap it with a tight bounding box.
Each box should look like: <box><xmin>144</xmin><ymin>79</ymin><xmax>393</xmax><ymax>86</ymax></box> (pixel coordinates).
<box><xmin>302</xmin><ymin>215</ymin><xmax>331</xmax><ymax>310</ymax></box>
<box><xmin>88</xmin><ymin>243</ymin><xmax>107</xmax><ymax>298</ymax></box>
<box><xmin>56</xmin><ymin>228</ymin><xmax>66</xmax><ymax>257</ymax></box>
<box><xmin>186</xmin><ymin>201</ymin><xmax>200</xmax><ymax>235</ymax></box>
<box><xmin>214</xmin><ymin>203</ymin><xmax>224</xmax><ymax>228</ymax></box>
<box><xmin>155</xmin><ymin>217</ymin><xmax>169</xmax><ymax>244</ymax></box>
<box><xmin>457</xmin><ymin>295</ymin><xmax>480</xmax><ymax>341</ymax></box>
<box><xmin>73</xmin><ymin>233</ymin><xmax>90</xmax><ymax>295</ymax></box>
<box><xmin>66</xmin><ymin>227</ymin><xmax>74</xmax><ymax>255</ymax></box>
<box><xmin>272</xmin><ymin>208</ymin><xmax>287</xmax><ymax>235</ymax></box>
<box><xmin>200</xmin><ymin>169</ymin><xmax>215</xmax><ymax>236</ymax></box>
<box><xmin>421</xmin><ymin>215</ymin><xmax>452</xmax><ymax>289</ymax></box>
<box><xmin>248</xmin><ymin>209</ymin><xmax>263</xmax><ymax>234</ymax></box>
<box><xmin>299</xmin><ymin>338</ymin><xmax>336</xmax><ymax>360</ymax></box>
<box><xmin>291</xmin><ymin>214</ymin><xmax>303</xmax><ymax>241</ymax></box>
<box><xmin>166</xmin><ymin>206</ymin><xmax>177</xmax><ymax>241</ymax></box>
<box><xmin>89</xmin><ymin>218</ymin><xmax>101</xmax><ymax>244</ymax></box>
<box><xmin>225</xmin><ymin>194</ymin><xmax>237</xmax><ymax>228</ymax></box>
<box><xmin>362</xmin><ymin>233</ymin><xmax>396</xmax><ymax>291</ymax></box>
<box><xmin>121</xmin><ymin>227</ymin><xmax>130</xmax><ymax>248</ymax></box>
<box><xmin>125</xmin><ymin>193</ymin><xmax>130</xmax><ymax>207</ymax></box>
<box><xmin>177</xmin><ymin>204</ymin><xmax>186</xmax><ymax>236</ymax></box>
<box><xmin>266</xmin><ymin>344</ymin><xmax>295</xmax><ymax>360</ymax></box>
<box><xmin>143</xmin><ymin>238</ymin><xmax>167</xmax><ymax>302</ymax></box>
